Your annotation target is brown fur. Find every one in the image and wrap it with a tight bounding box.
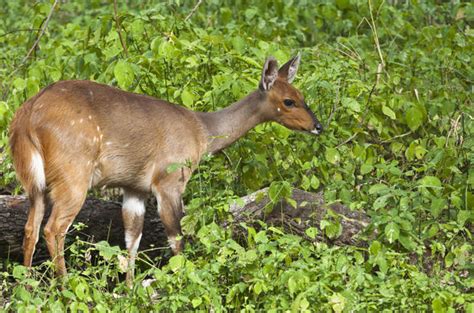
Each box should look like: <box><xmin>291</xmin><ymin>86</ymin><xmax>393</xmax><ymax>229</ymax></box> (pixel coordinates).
<box><xmin>9</xmin><ymin>56</ymin><xmax>322</xmax><ymax>285</ymax></box>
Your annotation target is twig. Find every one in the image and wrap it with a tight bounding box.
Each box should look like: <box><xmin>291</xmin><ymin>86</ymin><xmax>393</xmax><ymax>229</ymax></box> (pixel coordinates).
<box><xmin>326</xmin><ymin>78</ymin><xmax>341</xmax><ymax>128</ymax></box>
<box><xmin>368</xmin><ymin>0</ymin><xmax>385</xmax><ymax>67</ymax></box>
<box><xmin>337</xmin><ymin>41</ymin><xmax>362</xmax><ymax>61</ymax></box>
<box><xmin>21</xmin><ymin>0</ymin><xmax>59</xmax><ymax>64</ymax></box>
<box><xmin>185</xmin><ymin>0</ymin><xmax>203</xmax><ymax>22</ymax></box>
<box><xmin>0</xmin><ymin>28</ymin><xmax>41</xmax><ymax>38</ymax></box>
<box><xmin>113</xmin><ymin>0</ymin><xmax>128</xmax><ymax>56</ymax></box>
<box><xmin>380</xmin><ymin>131</ymin><xmax>412</xmax><ymax>143</ymax></box>
<box><xmin>445</xmin><ymin>114</ymin><xmax>462</xmax><ymax>148</ymax></box>
<box><xmin>336</xmin><ymin>132</ymin><xmax>359</xmax><ymax>148</ymax></box>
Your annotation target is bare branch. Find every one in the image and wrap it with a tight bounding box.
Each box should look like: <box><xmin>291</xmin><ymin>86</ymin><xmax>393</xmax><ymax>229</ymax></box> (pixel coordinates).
<box><xmin>21</xmin><ymin>0</ymin><xmax>59</xmax><ymax>64</ymax></box>
<box><xmin>0</xmin><ymin>28</ymin><xmax>41</xmax><ymax>39</ymax></box>
<box><xmin>185</xmin><ymin>0</ymin><xmax>203</xmax><ymax>22</ymax></box>
<box><xmin>368</xmin><ymin>0</ymin><xmax>385</xmax><ymax>67</ymax></box>
<box><xmin>113</xmin><ymin>0</ymin><xmax>128</xmax><ymax>56</ymax></box>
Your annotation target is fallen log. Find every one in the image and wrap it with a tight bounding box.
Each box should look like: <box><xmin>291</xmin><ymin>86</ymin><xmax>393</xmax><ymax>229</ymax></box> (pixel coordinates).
<box><xmin>0</xmin><ymin>189</ymin><xmax>370</xmax><ymax>262</ymax></box>
<box><xmin>229</xmin><ymin>188</ymin><xmax>370</xmax><ymax>246</ymax></box>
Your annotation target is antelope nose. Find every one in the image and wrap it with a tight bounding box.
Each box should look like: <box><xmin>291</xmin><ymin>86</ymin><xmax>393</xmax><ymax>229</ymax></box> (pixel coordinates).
<box><xmin>311</xmin><ymin>122</ymin><xmax>323</xmax><ymax>135</ymax></box>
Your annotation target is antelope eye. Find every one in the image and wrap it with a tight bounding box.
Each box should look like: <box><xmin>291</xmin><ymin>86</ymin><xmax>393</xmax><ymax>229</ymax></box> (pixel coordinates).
<box><xmin>283</xmin><ymin>99</ymin><xmax>295</xmax><ymax>107</ymax></box>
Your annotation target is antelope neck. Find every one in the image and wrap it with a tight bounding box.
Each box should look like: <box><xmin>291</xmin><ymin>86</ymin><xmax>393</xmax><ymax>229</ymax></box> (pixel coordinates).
<box><xmin>197</xmin><ymin>91</ymin><xmax>269</xmax><ymax>154</ymax></box>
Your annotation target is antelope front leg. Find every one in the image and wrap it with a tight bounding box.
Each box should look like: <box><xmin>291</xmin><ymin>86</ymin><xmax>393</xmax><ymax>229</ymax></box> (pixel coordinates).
<box><xmin>122</xmin><ymin>190</ymin><xmax>146</xmax><ymax>287</ymax></box>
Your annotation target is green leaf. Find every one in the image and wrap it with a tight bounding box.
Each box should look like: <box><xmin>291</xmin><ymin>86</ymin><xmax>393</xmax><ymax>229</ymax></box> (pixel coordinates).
<box><xmin>329</xmin><ymin>293</ymin><xmax>346</xmax><ymax>313</ymax></box>
<box><xmin>13</xmin><ymin>77</ymin><xmax>26</xmax><ymax>90</ymax></box>
<box><xmin>181</xmin><ymin>89</ymin><xmax>194</xmax><ymax>107</ymax></box>
<box><xmin>432</xmin><ymin>297</ymin><xmax>447</xmax><ymax>313</ymax></box>
<box><xmin>325</xmin><ymin>147</ymin><xmax>340</xmax><ymax>164</ymax></box>
<box><xmin>268</xmin><ymin>181</ymin><xmax>292</xmax><ymax>202</ymax></box>
<box><xmin>384</xmin><ymin>222</ymin><xmax>400</xmax><ymax>244</ymax></box>
<box><xmin>405</xmin><ymin>106</ymin><xmax>424</xmax><ymax>131</ymax></box>
<box><xmin>321</xmin><ymin>220</ymin><xmax>342</xmax><ymax>239</ymax></box>
<box><xmin>95</xmin><ymin>241</ymin><xmax>121</xmax><ymax>260</ymax></box>
<box><xmin>191</xmin><ymin>297</ymin><xmax>202</xmax><ymax>308</ymax></box>
<box><xmin>369</xmin><ymin>241</ymin><xmax>382</xmax><ymax>256</ymax></box>
<box><xmin>418</xmin><ymin>176</ymin><xmax>441</xmax><ymax>188</ymax></box>
<box><xmin>288</xmin><ymin>276</ymin><xmax>297</xmax><ymax>296</ymax></box>
<box><xmin>457</xmin><ymin>210</ymin><xmax>472</xmax><ymax>226</ymax></box>
<box><xmin>398</xmin><ymin>234</ymin><xmax>416</xmax><ymax>251</ymax></box>
<box><xmin>341</xmin><ymin>97</ymin><xmax>361</xmax><ymax>112</ymax></box>
<box><xmin>431</xmin><ymin>198</ymin><xmax>446</xmax><ymax>218</ymax></box>
<box><xmin>360</xmin><ymin>163</ymin><xmax>373</xmax><ymax>175</ymax></box>
<box><xmin>74</xmin><ymin>282</ymin><xmax>89</xmax><ymax>301</ymax></box>
<box><xmin>114</xmin><ymin>60</ymin><xmax>135</xmax><ymax>89</ymax></box>
<box><xmin>168</xmin><ymin>255</ymin><xmax>185</xmax><ymax>272</ymax></box>
<box><xmin>310</xmin><ymin>176</ymin><xmax>320</xmax><ymax>190</ymax></box>
<box><xmin>419</xmin><ymin>176</ymin><xmax>443</xmax><ymax>196</ymax></box>
<box><xmin>305</xmin><ymin>227</ymin><xmax>318</xmax><ymax>239</ymax></box>
<box><xmin>253</xmin><ymin>281</ymin><xmax>263</xmax><ymax>295</ymax></box>
<box><xmin>12</xmin><ymin>265</ymin><xmax>28</xmax><ymax>280</ymax></box>
<box><xmin>369</xmin><ymin>183</ymin><xmax>389</xmax><ymax>195</ymax></box>
<box><xmin>382</xmin><ymin>105</ymin><xmax>396</xmax><ymax>120</ymax></box>
<box><xmin>373</xmin><ymin>194</ymin><xmax>390</xmax><ymax>210</ymax></box>
<box><xmin>62</xmin><ymin>289</ymin><xmax>76</xmax><ymax>300</ymax></box>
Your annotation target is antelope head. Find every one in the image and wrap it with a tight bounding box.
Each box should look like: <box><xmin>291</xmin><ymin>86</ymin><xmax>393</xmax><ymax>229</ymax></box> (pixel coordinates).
<box><xmin>259</xmin><ymin>53</ymin><xmax>323</xmax><ymax>135</ymax></box>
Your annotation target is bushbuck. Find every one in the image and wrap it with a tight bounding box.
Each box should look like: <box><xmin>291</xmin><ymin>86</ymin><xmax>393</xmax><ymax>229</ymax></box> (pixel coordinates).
<box><xmin>9</xmin><ymin>53</ymin><xmax>323</xmax><ymax>285</ymax></box>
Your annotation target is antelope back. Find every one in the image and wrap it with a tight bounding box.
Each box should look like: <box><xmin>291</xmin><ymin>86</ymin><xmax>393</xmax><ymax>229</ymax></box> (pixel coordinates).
<box><xmin>10</xmin><ymin>81</ymin><xmax>208</xmax><ymax>193</ymax></box>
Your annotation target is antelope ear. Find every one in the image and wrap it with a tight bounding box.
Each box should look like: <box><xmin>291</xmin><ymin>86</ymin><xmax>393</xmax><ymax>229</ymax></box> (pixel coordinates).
<box><xmin>259</xmin><ymin>56</ymin><xmax>279</xmax><ymax>91</ymax></box>
<box><xmin>278</xmin><ymin>52</ymin><xmax>301</xmax><ymax>83</ymax></box>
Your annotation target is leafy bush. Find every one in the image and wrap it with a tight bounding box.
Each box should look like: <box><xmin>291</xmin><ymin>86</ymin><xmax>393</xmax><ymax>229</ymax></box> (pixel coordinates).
<box><xmin>0</xmin><ymin>0</ymin><xmax>472</xmax><ymax>311</ymax></box>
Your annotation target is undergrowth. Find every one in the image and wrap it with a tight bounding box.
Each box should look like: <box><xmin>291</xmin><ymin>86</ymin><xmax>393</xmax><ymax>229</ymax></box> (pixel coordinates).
<box><xmin>0</xmin><ymin>0</ymin><xmax>473</xmax><ymax>311</ymax></box>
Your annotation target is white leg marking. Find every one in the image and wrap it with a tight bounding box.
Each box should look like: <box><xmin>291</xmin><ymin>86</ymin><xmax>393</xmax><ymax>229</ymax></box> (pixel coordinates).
<box><xmin>123</xmin><ymin>194</ymin><xmax>145</xmax><ymax>217</ymax></box>
<box><xmin>156</xmin><ymin>194</ymin><xmax>162</xmax><ymax>214</ymax></box>
<box><xmin>122</xmin><ymin>193</ymin><xmax>145</xmax><ymax>254</ymax></box>
<box><xmin>125</xmin><ymin>232</ymin><xmax>142</xmax><ymax>255</ymax></box>
<box><xmin>30</xmin><ymin>151</ymin><xmax>46</xmax><ymax>190</ymax></box>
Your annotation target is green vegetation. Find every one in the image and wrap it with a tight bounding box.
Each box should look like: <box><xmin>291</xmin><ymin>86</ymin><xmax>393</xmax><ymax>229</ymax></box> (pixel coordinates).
<box><xmin>0</xmin><ymin>0</ymin><xmax>473</xmax><ymax>311</ymax></box>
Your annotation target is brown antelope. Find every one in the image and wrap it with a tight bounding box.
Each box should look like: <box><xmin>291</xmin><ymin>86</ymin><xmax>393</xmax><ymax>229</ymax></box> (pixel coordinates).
<box><xmin>9</xmin><ymin>53</ymin><xmax>323</xmax><ymax>284</ymax></box>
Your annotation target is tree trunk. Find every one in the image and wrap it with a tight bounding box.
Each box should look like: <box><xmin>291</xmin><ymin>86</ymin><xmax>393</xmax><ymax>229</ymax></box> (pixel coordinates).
<box><xmin>0</xmin><ymin>189</ymin><xmax>370</xmax><ymax>262</ymax></box>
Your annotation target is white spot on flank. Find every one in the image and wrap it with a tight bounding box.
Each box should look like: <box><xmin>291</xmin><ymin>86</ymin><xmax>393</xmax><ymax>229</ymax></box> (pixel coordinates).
<box><xmin>105</xmin><ymin>141</ymin><xmax>113</xmax><ymax>145</ymax></box>
<box><xmin>79</xmin><ymin>118</ymin><xmax>84</xmax><ymax>123</ymax></box>
<box><xmin>30</xmin><ymin>151</ymin><xmax>46</xmax><ymax>190</ymax></box>
<box><xmin>96</xmin><ymin>126</ymin><xmax>100</xmax><ymax>132</ymax></box>
<box><xmin>89</xmin><ymin>91</ymin><xmax>94</xmax><ymax>97</ymax></box>
<box><xmin>88</xmin><ymin>115</ymin><xmax>92</xmax><ymax>120</ymax></box>
<box><xmin>70</xmin><ymin>120</ymin><xmax>75</xmax><ymax>126</ymax></box>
